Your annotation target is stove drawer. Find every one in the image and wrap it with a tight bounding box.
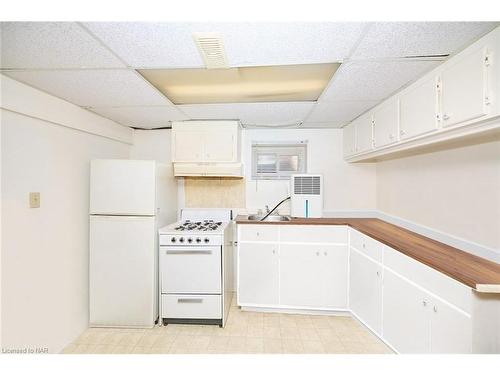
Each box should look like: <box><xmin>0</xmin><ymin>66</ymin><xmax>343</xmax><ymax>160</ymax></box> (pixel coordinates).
<box><xmin>160</xmin><ymin>246</ymin><xmax>222</xmax><ymax>294</ymax></box>
<box><xmin>161</xmin><ymin>294</ymin><xmax>221</xmax><ymax>319</ymax></box>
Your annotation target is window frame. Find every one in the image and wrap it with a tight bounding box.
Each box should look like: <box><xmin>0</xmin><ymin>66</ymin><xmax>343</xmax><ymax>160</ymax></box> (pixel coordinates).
<box><xmin>251</xmin><ymin>141</ymin><xmax>308</xmax><ymax>180</ymax></box>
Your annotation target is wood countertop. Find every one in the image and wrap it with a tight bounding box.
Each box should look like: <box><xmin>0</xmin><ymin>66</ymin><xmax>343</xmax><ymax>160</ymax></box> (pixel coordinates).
<box><xmin>235</xmin><ymin>215</ymin><xmax>500</xmax><ymax>292</ymax></box>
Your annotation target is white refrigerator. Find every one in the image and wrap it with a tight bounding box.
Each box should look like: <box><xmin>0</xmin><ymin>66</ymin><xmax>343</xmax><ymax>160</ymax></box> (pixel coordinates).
<box><xmin>89</xmin><ymin>159</ymin><xmax>177</xmax><ymax>328</ymax></box>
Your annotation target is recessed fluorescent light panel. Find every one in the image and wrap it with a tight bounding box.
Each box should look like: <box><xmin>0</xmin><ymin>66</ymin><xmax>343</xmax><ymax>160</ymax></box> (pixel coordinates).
<box><xmin>138</xmin><ymin>63</ymin><xmax>340</xmax><ymax>104</ymax></box>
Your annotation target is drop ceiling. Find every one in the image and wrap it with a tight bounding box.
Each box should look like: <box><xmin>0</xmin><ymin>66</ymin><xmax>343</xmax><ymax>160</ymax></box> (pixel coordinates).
<box><xmin>1</xmin><ymin>21</ymin><xmax>498</xmax><ymax>129</ymax></box>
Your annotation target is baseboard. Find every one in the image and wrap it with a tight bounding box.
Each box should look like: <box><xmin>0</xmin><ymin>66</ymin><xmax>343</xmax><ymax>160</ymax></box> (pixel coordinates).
<box><xmin>240</xmin><ymin>305</ymin><xmax>351</xmax><ymax>316</ymax></box>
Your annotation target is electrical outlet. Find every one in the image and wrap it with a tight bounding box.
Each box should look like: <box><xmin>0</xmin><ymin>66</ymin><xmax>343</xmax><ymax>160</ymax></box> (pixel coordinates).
<box><xmin>29</xmin><ymin>192</ymin><xmax>40</xmax><ymax>208</ymax></box>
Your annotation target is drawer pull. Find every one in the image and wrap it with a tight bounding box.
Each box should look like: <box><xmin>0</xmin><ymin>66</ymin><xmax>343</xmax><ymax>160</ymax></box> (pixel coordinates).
<box><xmin>166</xmin><ymin>250</ymin><xmax>213</xmax><ymax>255</ymax></box>
<box><xmin>177</xmin><ymin>298</ymin><xmax>203</xmax><ymax>304</ymax></box>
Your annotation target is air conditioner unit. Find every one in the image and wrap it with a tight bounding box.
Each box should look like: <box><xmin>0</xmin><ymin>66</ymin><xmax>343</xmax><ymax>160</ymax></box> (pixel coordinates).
<box><xmin>290</xmin><ymin>174</ymin><xmax>323</xmax><ymax>218</ymax></box>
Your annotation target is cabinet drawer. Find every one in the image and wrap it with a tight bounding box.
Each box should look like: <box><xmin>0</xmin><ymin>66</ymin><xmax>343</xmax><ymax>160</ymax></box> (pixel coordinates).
<box><xmin>349</xmin><ymin>229</ymin><xmax>384</xmax><ymax>263</ymax></box>
<box><xmin>239</xmin><ymin>225</ymin><xmax>279</xmax><ymax>242</ymax></box>
<box><xmin>280</xmin><ymin>225</ymin><xmax>348</xmax><ymax>243</ymax></box>
<box><xmin>161</xmin><ymin>294</ymin><xmax>221</xmax><ymax>319</ymax></box>
<box><xmin>384</xmin><ymin>246</ymin><xmax>471</xmax><ymax>314</ymax></box>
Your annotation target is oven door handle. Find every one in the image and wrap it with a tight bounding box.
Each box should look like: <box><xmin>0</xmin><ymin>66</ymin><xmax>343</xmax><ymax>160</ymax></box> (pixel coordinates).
<box><xmin>165</xmin><ymin>250</ymin><xmax>213</xmax><ymax>255</ymax></box>
<box><xmin>177</xmin><ymin>298</ymin><xmax>203</xmax><ymax>303</ymax></box>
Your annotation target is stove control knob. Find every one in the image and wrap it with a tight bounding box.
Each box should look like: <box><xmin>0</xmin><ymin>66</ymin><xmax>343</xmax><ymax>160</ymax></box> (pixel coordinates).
<box><xmin>187</xmin><ymin>238</ymin><xmax>193</xmax><ymax>243</ymax></box>
<box><xmin>204</xmin><ymin>238</ymin><xmax>210</xmax><ymax>243</ymax></box>
<box><xmin>179</xmin><ymin>237</ymin><xmax>185</xmax><ymax>243</ymax></box>
<box><xmin>196</xmin><ymin>238</ymin><xmax>202</xmax><ymax>243</ymax></box>
<box><xmin>171</xmin><ymin>237</ymin><xmax>176</xmax><ymax>243</ymax></box>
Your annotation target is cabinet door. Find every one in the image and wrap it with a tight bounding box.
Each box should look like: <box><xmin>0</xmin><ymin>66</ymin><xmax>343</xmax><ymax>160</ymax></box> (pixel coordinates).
<box><xmin>172</xmin><ymin>131</ymin><xmax>204</xmax><ymax>162</ymax></box>
<box><xmin>400</xmin><ymin>77</ymin><xmax>439</xmax><ymax>140</ymax></box>
<box><xmin>429</xmin><ymin>298</ymin><xmax>472</xmax><ymax>353</ymax></box>
<box><xmin>355</xmin><ymin>113</ymin><xmax>373</xmax><ymax>153</ymax></box>
<box><xmin>238</xmin><ymin>243</ymin><xmax>279</xmax><ymax>305</ymax></box>
<box><xmin>383</xmin><ymin>269</ymin><xmax>430</xmax><ymax>353</ymax></box>
<box><xmin>343</xmin><ymin>123</ymin><xmax>356</xmax><ymax>157</ymax></box>
<box><xmin>322</xmin><ymin>245</ymin><xmax>348</xmax><ymax>309</ymax></box>
<box><xmin>441</xmin><ymin>47</ymin><xmax>488</xmax><ymax>128</ymax></box>
<box><xmin>349</xmin><ymin>248</ymin><xmax>383</xmax><ymax>334</ymax></box>
<box><xmin>373</xmin><ymin>99</ymin><xmax>399</xmax><ymax>148</ymax></box>
<box><xmin>204</xmin><ymin>130</ymin><xmax>236</xmax><ymax>162</ymax></box>
<box><xmin>279</xmin><ymin>244</ymin><xmax>323</xmax><ymax>308</ymax></box>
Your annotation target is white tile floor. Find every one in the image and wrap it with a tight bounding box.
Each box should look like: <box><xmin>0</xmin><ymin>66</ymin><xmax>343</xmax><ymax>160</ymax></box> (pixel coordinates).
<box><xmin>62</xmin><ymin>302</ymin><xmax>392</xmax><ymax>354</ymax></box>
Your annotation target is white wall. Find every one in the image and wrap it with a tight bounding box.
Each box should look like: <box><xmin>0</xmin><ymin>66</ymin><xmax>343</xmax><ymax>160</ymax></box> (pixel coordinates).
<box><xmin>130</xmin><ymin>129</ymin><xmax>172</xmax><ymax>163</ymax></box>
<box><xmin>376</xmin><ymin>137</ymin><xmax>500</xmax><ymax>254</ymax></box>
<box><xmin>243</xmin><ymin>129</ymin><xmax>377</xmax><ymax>214</ymax></box>
<box><xmin>1</xmin><ymin>79</ymin><xmax>131</xmax><ymax>353</ymax></box>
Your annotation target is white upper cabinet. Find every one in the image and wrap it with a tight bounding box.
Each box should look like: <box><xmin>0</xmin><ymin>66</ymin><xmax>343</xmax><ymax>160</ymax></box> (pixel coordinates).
<box><xmin>400</xmin><ymin>77</ymin><xmax>439</xmax><ymax>140</ymax></box>
<box><xmin>354</xmin><ymin>112</ymin><xmax>373</xmax><ymax>153</ymax></box>
<box><xmin>171</xmin><ymin>121</ymin><xmax>240</xmax><ymax>163</ymax></box>
<box><xmin>172</xmin><ymin>130</ymin><xmax>205</xmax><ymax>162</ymax></box>
<box><xmin>343</xmin><ymin>123</ymin><xmax>356</xmax><ymax>157</ymax></box>
<box><xmin>343</xmin><ymin>26</ymin><xmax>500</xmax><ymax>161</ymax></box>
<box><xmin>203</xmin><ymin>130</ymin><xmax>236</xmax><ymax>162</ymax></box>
<box><xmin>441</xmin><ymin>47</ymin><xmax>489</xmax><ymax>128</ymax></box>
<box><xmin>373</xmin><ymin>98</ymin><xmax>399</xmax><ymax>148</ymax></box>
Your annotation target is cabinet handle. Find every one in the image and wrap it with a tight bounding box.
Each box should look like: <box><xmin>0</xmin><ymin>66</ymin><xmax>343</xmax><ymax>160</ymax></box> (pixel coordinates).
<box><xmin>272</xmin><ymin>249</ymin><xmax>276</xmax><ymax>254</ymax></box>
<box><xmin>362</xmin><ymin>243</ymin><xmax>366</xmax><ymax>249</ymax></box>
<box><xmin>443</xmin><ymin>114</ymin><xmax>450</xmax><ymax>121</ymax></box>
<box><xmin>316</xmin><ymin>251</ymin><xmax>320</xmax><ymax>256</ymax></box>
<box><xmin>324</xmin><ymin>251</ymin><xmax>327</xmax><ymax>256</ymax></box>
<box><xmin>376</xmin><ymin>271</ymin><xmax>380</xmax><ymax>277</ymax></box>
<box><xmin>256</xmin><ymin>232</ymin><xmax>260</xmax><ymax>237</ymax></box>
<box><xmin>400</xmin><ymin>129</ymin><xmax>406</xmax><ymax>136</ymax></box>
<box><xmin>422</xmin><ymin>300</ymin><xmax>427</xmax><ymax>307</ymax></box>
<box><xmin>433</xmin><ymin>306</ymin><xmax>438</xmax><ymax>313</ymax></box>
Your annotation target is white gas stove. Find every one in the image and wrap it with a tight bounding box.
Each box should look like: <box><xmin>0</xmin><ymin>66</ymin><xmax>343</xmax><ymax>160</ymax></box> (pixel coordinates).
<box><xmin>158</xmin><ymin>209</ymin><xmax>233</xmax><ymax>327</ymax></box>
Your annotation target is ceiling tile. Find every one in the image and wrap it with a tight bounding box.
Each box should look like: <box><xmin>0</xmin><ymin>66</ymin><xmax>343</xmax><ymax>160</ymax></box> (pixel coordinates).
<box><xmin>178</xmin><ymin>102</ymin><xmax>314</xmax><ymax>126</ymax></box>
<box><xmin>90</xmin><ymin>106</ymin><xmax>189</xmax><ymax>128</ymax></box>
<box><xmin>300</xmin><ymin>122</ymin><xmax>345</xmax><ymax>129</ymax></box>
<box><xmin>4</xmin><ymin>70</ymin><xmax>170</xmax><ymax>107</ymax></box>
<box><xmin>306</xmin><ymin>100</ymin><xmax>379</xmax><ymax>124</ymax></box>
<box><xmin>84</xmin><ymin>22</ymin><xmax>368</xmax><ymax>68</ymax></box>
<box><xmin>0</xmin><ymin>22</ymin><xmax>125</xmax><ymax>69</ymax></box>
<box><xmin>351</xmin><ymin>22</ymin><xmax>498</xmax><ymax>59</ymax></box>
<box><xmin>320</xmin><ymin>60</ymin><xmax>441</xmax><ymax>102</ymax></box>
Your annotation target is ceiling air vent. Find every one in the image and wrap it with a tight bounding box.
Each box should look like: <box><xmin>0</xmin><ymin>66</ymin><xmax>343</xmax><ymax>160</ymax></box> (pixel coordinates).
<box><xmin>193</xmin><ymin>32</ymin><xmax>229</xmax><ymax>69</ymax></box>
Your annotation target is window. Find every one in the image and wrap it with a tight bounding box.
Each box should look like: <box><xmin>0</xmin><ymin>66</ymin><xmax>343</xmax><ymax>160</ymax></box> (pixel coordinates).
<box><xmin>252</xmin><ymin>142</ymin><xmax>307</xmax><ymax>180</ymax></box>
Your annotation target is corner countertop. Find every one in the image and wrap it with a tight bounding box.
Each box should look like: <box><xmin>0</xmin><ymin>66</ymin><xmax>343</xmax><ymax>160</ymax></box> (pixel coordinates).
<box><xmin>235</xmin><ymin>215</ymin><xmax>500</xmax><ymax>293</ymax></box>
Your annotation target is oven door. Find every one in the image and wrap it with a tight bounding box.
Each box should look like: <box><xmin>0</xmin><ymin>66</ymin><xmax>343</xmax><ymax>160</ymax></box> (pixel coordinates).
<box><xmin>160</xmin><ymin>246</ymin><xmax>221</xmax><ymax>294</ymax></box>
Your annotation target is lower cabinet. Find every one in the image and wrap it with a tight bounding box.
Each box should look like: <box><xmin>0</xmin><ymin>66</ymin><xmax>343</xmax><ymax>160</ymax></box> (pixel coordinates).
<box><xmin>280</xmin><ymin>244</ymin><xmax>348</xmax><ymax>309</ymax></box>
<box><xmin>349</xmin><ymin>248</ymin><xmax>383</xmax><ymax>335</ymax></box>
<box><xmin>429</xmin><ymin>296</ymin><xmax>472</xmax><ymax>353</ymax></box>
<box><xmin>383</xmin><ymin>269</ymin><xmax>430</xmax><ymax>353</ymax></box>
<box><xmin>383</xmin><ymin>269</ymin><xmax>472</xmax><ymax>354</ymax></box>
<box><xmin>238</xmin><ymin>243</ymin><xmax>279</xmax><ymax>306</ymax></box>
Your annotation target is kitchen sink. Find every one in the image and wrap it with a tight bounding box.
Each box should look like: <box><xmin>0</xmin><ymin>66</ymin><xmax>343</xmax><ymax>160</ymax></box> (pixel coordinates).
<box><xmin>246</xmin><ymin>214</ymin><xmax>291</xmax><ymax>222</ymax></box>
